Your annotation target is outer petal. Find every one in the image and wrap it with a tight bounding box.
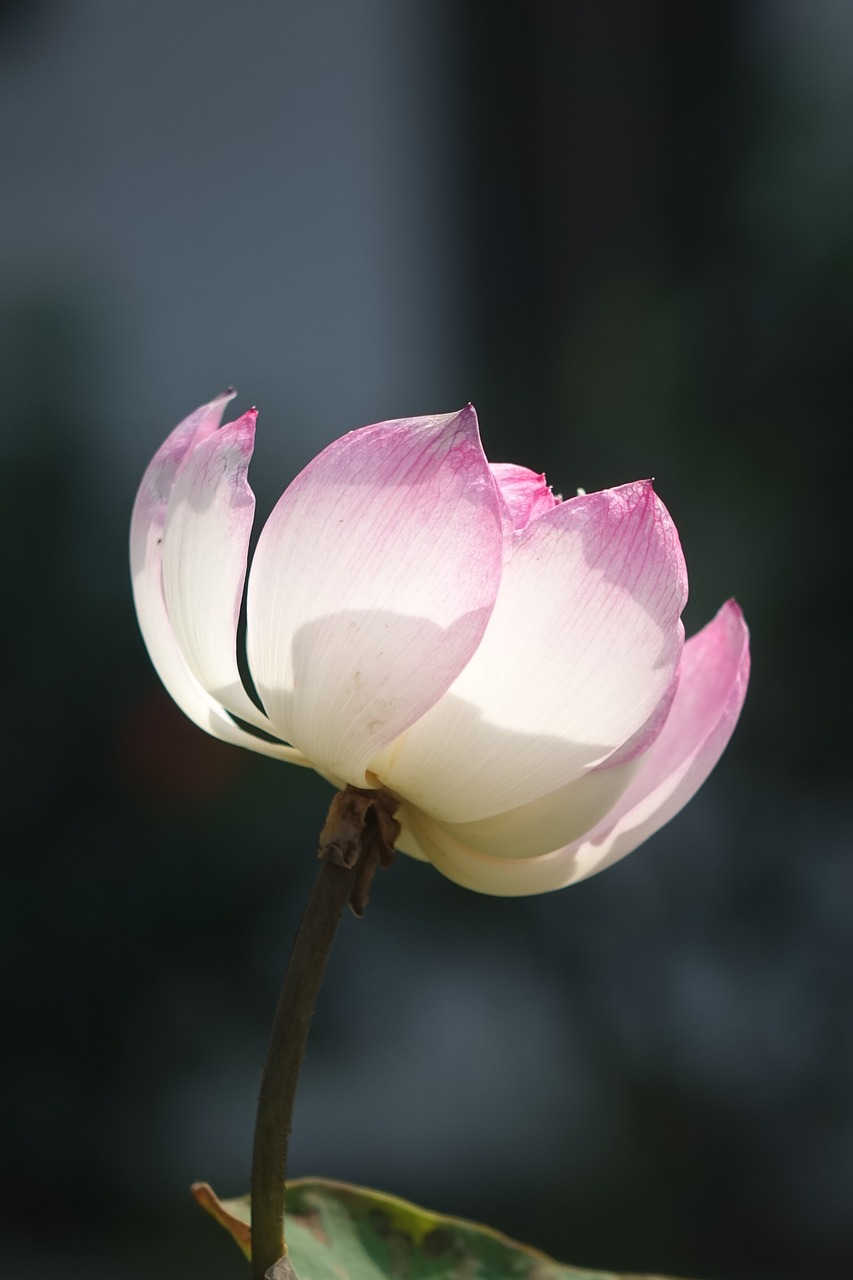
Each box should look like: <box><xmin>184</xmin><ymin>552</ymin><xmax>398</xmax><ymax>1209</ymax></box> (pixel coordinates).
<box><xmin>130</xmin><ymin>395</ymin><xmax>305</xmax><ymax>763</ymax></box>
<box><xmin>378</xmin><ymin>481</ymin><xmax>687</xmax><ymax>823</ymax></box>
<box><xmin>399</xmin><ymin>601</ymin><xmax>749</xmax><ymax>895</ymax></box>
<box><xmin>246</xmin><ymin>407</ymin><xmax>504</xmax><ymax>785</ymax></box>
<box><xmin>490</xmin><ymin>463</ymin><xmax>558</xmax><ymax>530</ymax></box>
<box><xmin>161</xmin><ymin>410</ymin><xmax>278</xmax><ymax>734</ymax></box>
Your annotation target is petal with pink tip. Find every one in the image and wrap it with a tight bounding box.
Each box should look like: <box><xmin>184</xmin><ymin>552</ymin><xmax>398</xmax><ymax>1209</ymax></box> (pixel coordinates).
<box><xmin>130</xmin><ymin>395</ymin><xmax>306</xmax><ymax>763</ymax></box>
<box><xmin>378</xmin><ymin>481</ymin><xmax>687</xmax><ymax>823</ymax></box>
<box><xmin>246</xmin><ymin>408</ymin><xmax>504</xmax><ymax>785</ymax></box>
<box><xmin>161</xmin><ymin>411</ymin><xmax>278</xmax><ymax>734</ymax></box>
<box><xmin>490</xmin><ymin>463</ymin><xmax>558</xmax><ymax>530</ymax></box>
<box><xmin>566</xmin><ymin>598</ymin><xmax>751</xmax><ymax>870</ymax></box>
<box><xmin>400</xmin><ymin>601</ymin><xmax>749</xmax><ymax>895</ymax></box>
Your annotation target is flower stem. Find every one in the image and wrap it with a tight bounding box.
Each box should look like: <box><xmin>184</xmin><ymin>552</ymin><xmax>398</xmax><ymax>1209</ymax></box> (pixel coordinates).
<box><xmin>249</xmin><ymin>787</ymin><xmax>399</xmax><ymax>1280</ymax></box>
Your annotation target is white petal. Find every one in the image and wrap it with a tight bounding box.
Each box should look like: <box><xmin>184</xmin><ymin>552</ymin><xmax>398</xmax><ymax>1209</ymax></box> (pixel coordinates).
<box><xmin>161</xmin><ymin>410</ymin><xmax>277</xmax><ymax>734</ymax></box>
<box><xmin>246</xmin><ymin>407</ymin><xmax>504</xmax><ymax>785</ymax></box>
<box><xmin>380</xmin><ymin>481</ymin><xmax>687</xmax><ymax>822</ymax></box>
<box><xmin>428</xmin><ymin>755</ymin><xmax>640</xmax><ymax>859</ymax></box>
<box><xmin>130</xmin><ymin>394</ymin><xmax>306</xmax><ymax>764</ymax></box>
<box><xmin>400</xmin><ymin>601</ymin><xmax>749</xmax><ymax>896</ymax></box>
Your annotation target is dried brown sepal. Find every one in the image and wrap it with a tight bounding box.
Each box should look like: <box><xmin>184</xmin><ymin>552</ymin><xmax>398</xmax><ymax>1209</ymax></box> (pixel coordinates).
<box><xmin>317</xmin><ymin>786</ymin><xmax>400</xmax><ymax>916</ymax></box>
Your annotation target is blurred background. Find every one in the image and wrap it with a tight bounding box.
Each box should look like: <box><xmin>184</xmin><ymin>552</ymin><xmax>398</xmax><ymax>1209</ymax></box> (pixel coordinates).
<box><xmin>2</xmin><ymin>2</ymin><xmax>851</xmax><ymax>1278</ymax></box>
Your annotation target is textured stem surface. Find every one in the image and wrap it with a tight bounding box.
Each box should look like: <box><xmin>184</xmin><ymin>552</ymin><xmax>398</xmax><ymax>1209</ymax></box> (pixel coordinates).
<box><xmin>250</xmin><ymin>787</ymin><xmax>399</xmax><ymax>1280</ymax></box>
<box><xmin>250</xmin><ymin>857</ymin><xmax>355</xmax><ymax>1279</ymax></box>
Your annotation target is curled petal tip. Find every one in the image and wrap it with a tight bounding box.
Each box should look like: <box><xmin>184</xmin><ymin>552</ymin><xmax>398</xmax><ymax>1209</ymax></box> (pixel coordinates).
<box><xmin>718</xmin><ymin>598</ymin><xmax>751</xmax><ymax>673</ymax></box>
<box><xmin>439</xmin><ymin>403</ymin><xmax>484</xmax><ymax>454</ymax></box>
<box><xmin>708</xmin><ymin>598</ymin><xmax>750</xmax><ymax>648</ymax></box>
<box><xmin>220</xmin><ymin>408</ymin><xmax>258</xmax><ymax>452</ymax></box>
<box><xmin>452</xmin><ymin>402</ymin><xmax>479</xmax><ymax>431</ymax></box>
<box><xmin>209</xmin><ymin>387</ymin><xmax>238</xmax><ymax>409</ymax></box>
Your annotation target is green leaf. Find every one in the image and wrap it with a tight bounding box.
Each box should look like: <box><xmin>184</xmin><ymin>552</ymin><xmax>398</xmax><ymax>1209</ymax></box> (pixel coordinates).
<box><xmin>191</xmin><ymin>1176</ymin><xmax>691</xmax><ymax>1280</ymax></box>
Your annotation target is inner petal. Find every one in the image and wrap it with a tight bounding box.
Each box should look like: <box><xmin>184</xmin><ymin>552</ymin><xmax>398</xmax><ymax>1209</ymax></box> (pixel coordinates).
<box><xmin>377</xmin><ymin>481</ymin><xmax>686</xmax><ymax>823</ymax></box>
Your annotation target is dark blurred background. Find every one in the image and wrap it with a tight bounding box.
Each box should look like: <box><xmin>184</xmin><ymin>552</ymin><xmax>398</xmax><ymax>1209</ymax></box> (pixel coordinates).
<box><xmin>2</xmin><ymin>2</ymin><xmax>851</xmax><ymax>1278</ymax></box>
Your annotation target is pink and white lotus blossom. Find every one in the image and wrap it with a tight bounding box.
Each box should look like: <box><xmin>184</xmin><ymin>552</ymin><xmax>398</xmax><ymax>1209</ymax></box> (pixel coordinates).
<box><xmin>130</xmin><ymin>392</ymin><xmax>749</xmax><ymax>896</ymax></box>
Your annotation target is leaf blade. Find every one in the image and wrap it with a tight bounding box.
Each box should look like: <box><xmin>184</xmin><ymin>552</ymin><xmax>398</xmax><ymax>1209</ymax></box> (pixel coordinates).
<box><xmin>192</xmin><ymin>1177</ymin><xmax>691</xmax><ymax>1280</ymax></box>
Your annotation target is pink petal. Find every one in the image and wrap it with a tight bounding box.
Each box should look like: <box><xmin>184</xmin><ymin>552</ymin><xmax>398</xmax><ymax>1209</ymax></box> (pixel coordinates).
<box><xmin>246</xmin><ymin>407</ymin><xmax>504</xmax><ymax>786</ymax></box>
<box><xmin>490</xmin><ymin>463</ymin><xmax>559</xmax><ymax>530</ymax></box>
<box><xmin>378</xmin><ymin>481</ymin><xmax>687</xmax><ymax>823</ymax></box>
<box><xmin>572</xmin><ymin>598</ymin><xmax>751</xmax><ymax>863</ymax></box>
<box><xmin>129</xmin><ymin>394</ymin><xmax>304</xmax><ymax>762</ymax></box>
<box><xmin>398</xmin><ymin>601</ymin><xmax>749</xmax><ymax>895</ymax></box>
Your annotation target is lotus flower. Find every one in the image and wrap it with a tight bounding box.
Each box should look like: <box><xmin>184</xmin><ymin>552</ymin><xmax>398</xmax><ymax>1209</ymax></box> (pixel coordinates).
<box><xmin>130</xmin><ymin>392</ymin><xmax>749</xmax><ymax>896</ymax></box>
